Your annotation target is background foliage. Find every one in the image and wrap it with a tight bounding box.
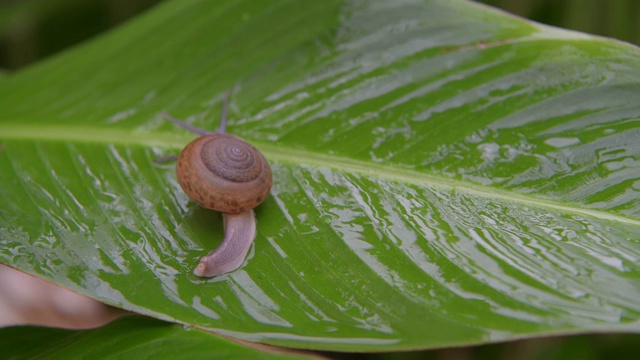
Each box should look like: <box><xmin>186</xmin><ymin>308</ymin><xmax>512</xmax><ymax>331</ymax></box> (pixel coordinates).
<box><xmin>2</xmin><ymin>0</ymin><xmax>640</xmax><ymax>71</ymax></box>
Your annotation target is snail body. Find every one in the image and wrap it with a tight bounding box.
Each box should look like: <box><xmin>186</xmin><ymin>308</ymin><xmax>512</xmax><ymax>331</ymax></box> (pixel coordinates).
<box><xmin>193</xmin><ymin>211</ymin><xmax>256</xmax><ymax>277</ymax></box>
<box><xmin>160</xmin><ymin>97</ymin><xmax>272</xmax><ymax>278</ymax></box>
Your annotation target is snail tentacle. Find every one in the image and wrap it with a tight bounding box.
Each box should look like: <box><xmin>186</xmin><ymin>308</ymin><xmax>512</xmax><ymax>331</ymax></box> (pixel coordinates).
<box><xmin>215</xmin><ymin>92</ymin><xmax>229</xmax><ymax>135</ymax></box>
<box><xmin>153</xmin><ymin>155</ymin><xmax>179</xmax><ymax>164</ymax></box>
<box><xmin>160</xmin><ymin>112</ymin><xmax>214</xmax><ymax>136</ymax></box>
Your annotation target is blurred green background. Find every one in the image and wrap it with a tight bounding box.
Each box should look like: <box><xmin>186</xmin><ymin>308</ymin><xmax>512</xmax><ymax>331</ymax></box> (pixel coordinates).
<box><xmin>1</xmin><ymin>0</ymin><xmax>639</xmax><ymax>359</ymax></box>
<box><xmin>480</xmin><ymin>0</ymin><xmax>640</xmax><ymax>45</ymax></box>
<box><xmin>1</xmin><ymin>0</ymin><xmax>639</xmax><ymax>71</ymax></box>
<box><xmin>0</xmin><ymin>0</ymin><xmax>163</xmax><ymax>70</ymax></box>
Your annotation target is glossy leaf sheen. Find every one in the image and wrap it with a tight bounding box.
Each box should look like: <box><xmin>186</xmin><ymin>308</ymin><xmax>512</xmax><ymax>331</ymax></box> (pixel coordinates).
<box><xmin>1</xmin><ymin>0</ymin><xmax>640</xmax><ymax>352</ymax></box>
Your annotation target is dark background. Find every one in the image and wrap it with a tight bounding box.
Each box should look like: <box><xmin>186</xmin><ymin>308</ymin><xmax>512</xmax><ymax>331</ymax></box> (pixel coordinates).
<box><xmin>0</xmin><ymin>0</ymin><xmax>638</xmax><ymax>71</ymax></box>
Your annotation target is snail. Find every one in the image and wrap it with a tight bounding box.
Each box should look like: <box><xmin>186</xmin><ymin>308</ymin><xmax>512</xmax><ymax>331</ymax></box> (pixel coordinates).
<box><xmin>158</xmin><ymin>94</ymin><xmax>272</xmax><ymax>277</ymax></box>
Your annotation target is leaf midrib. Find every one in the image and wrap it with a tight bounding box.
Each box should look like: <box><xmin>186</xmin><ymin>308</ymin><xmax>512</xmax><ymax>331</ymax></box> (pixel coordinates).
<box><xmin>2</xmin><ymin>124</ymin><xmax>638</xmax><ymax>227</ymax></box>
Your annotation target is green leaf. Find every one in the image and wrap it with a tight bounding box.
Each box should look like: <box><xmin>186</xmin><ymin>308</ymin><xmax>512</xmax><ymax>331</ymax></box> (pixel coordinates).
<box><xmin>0</xmin><ymin>316</ymin><xmax>311</xmax><ymax>359</ymax></box>
<box><xmin>1</xmin><ymin>0</ymin><xmax>640</xmax><ymax>352</ymax></box>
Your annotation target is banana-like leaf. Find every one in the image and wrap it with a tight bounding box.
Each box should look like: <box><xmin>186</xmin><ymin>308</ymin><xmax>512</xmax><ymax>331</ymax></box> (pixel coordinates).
<box><xmin>0</xmin><ymin>316</ymin><xmax>312</xmax><ymax>359</ymax></box>
<box><xmin>1</xmin><ymin>0</ymin><xmax>640</xmax><ymax>352</ymax></box>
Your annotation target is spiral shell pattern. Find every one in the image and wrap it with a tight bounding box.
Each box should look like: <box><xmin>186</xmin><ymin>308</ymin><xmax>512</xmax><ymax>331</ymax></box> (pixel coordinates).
<box><xmin>176</xmin><ymin>134</ymin><xmax>272</xmax><ymax>213</ymax></box>
<box><xmin>202</xmin><ymin>137</ymin><xmax>261</xmax><ymax>183</ymax></box>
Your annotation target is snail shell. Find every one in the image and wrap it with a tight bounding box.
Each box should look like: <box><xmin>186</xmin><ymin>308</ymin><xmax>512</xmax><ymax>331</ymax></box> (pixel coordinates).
<box><xmin>176</xmin><ymin>134</ymin><xmax>272</xmax><ymax>214</ymax></box>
